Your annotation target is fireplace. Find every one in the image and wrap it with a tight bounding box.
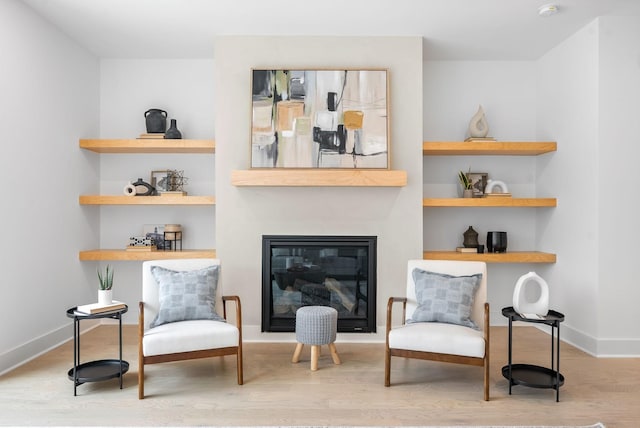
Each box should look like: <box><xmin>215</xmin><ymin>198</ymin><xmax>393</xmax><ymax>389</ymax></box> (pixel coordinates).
<box><xmin>262</xmin><ymin>235</ymin><xmax>376</xmax><ymax>333</ymax></box>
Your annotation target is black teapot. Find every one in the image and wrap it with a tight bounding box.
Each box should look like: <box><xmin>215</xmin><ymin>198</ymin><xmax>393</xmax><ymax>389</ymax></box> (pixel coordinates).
<box><xmin>145</xmin><ymin>109</ymin><xmax>167</xmax><ymax>133</ymax></box>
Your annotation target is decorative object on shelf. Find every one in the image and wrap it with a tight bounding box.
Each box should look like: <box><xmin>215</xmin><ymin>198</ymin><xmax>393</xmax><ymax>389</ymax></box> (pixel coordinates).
<box><xmin>467</xmin><ymin>172</ymin><xmax>488</xmax><ymax>197</ymax></box>
<box><xmin>131</xmin><ymin>178</ymin><xmax>155</xmax><ymax>196</ymax></box>
<box><xmin>485</xmin><ymin>179</ymin><xmax>510</xmax><ymax>197</ymax></box>
<box><xmin>458</xmin><ymin>170</ymin><xmax>473</xmax><ymax>198</ymax></box>
<box><xmin>163</xmin><ymin>224</ymin><xmax>183</xmax><ymax>251</ymax></box>
<box><xmin>145</xmin><ymin>109</ymin><xmax>167</xmax><ymax>134</ymax></box>
<box><xmin>456</xmin><ymin>246</ymin><xmax>477</xmax><ymax>253</ymax></box>
<box><xmin>164</xmin><ymin>119</ymin><xmax>182</xmax><ymax>139</ymax></box>
<box><xmin>251</xmin><ymin>68</ymin><xmax>389</xmax><ymax>169</ymax></box>
<box><xmin>487</xmin><ymin>231</ymin><xmax>508</xmax><ymax>253</ymax></box>
<box><xmin>468</xmin><ymin>105</ymin><xmax>489</xmax><ymax>138</ymax></box>
<box><xmin>123</xmin><ymin>182</ymin><xmax>136</xmax><ymax>196</ymax></box>
<box><xmin>127</xmin><ymin>236</ymin><xmax>156</xmax><ymax>251</ymax></box>
<box><xmin>97</xmin><ymin>265</ymin><xmax>114</xmax><ymax>305</ymax></box>
<box><xmin>462</xmin><ymin>226</ymin><xmax>479</xmax><ymax>248</ymax></box>
<box><xmin>513</xmin><ymin>271</ymin><xmax>550</xmax><ymax>317</ymax></box>
<box><xmin>144</xmin><ymin>224</ymin><xmax>167</xmax><ymax>250</ymax></box>
<box><xmin>150</xmin><ymin>169</ymin><xmax>189</xmax><ymax>195</ymax></box>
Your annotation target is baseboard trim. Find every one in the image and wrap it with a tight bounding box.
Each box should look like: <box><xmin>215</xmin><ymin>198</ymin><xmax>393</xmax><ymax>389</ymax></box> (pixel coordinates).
<box><xmin>0</xmin><ymin>319</ymin><xmax>100</xmax><ymax>376</ymax></box>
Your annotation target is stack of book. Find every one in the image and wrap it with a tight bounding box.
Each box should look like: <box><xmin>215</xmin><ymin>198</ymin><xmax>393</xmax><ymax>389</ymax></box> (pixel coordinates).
<box><xmin>456</xmin><ymin>247</ymin><xmax>478</xmax><ymax>253</ymax></box>
<box><xmin>485</xmin><ymin>192</ymin><xmax>512</xmax><ymax>198</ymax></box>
<box><xmin>465</xmin><ymin>137</ymin><xmax>496</xmax><ymax>142</ymax></box>
<box><xmin>76</xmin><ymin>300</ymin><xmax>126</xmax><ymax>315</ymax></box>
<box><xmin>137</xmin><ymin>133</ymin><xmax>165</xmax><ymax>139</ymax></box>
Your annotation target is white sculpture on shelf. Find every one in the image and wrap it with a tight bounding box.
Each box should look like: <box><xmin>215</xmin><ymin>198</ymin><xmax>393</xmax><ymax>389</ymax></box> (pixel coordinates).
<box><xmin>485</xmin><ymin>179</ymin><xmax>509</xmax><ymax>194</ymax></box>
<box><xmin>513</xmin><ymin>271</ymin><xmax>549</xmax><ymax>317</ymax></box>
<box><xmin>468</xmin><ymin>105</ymin><xmax>489</xmax><ymax>138</ymax></box>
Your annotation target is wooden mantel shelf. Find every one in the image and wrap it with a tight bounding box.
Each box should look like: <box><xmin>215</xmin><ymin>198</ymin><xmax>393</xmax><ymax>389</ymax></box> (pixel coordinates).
<box><xmin>231</xmin><ymin>169</ymin><xmax>407</xmax><ymax>187</ymax></box>
<box><xmin>423</xmin><ymin>141</ymin><xmax>556</xmax><ymax>156</ymax></box>
<box><xmin>424</xmin><ymin>251</ymin><xmax>556</xmax><ymax>264</ymax></box>
<box><xmin>80</xmin><ymin>139</ymin><xmax>215</xmax><ymax>153</ymax></box>
<box><xmin>79</xmin><ymin>195</ymin><xmax>215</xmax><ymax>205</ymax></box>
<box><xmin>79</xmin><ymin>249</ymin><xmax>216</xmax><ymax>261</ymax></box>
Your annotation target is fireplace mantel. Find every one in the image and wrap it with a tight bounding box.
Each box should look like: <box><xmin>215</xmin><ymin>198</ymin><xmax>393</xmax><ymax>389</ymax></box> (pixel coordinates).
<box><xmin>231</xmin><ymin>169</ymin><xmax>407</xmax><ymax>186</ymax></box>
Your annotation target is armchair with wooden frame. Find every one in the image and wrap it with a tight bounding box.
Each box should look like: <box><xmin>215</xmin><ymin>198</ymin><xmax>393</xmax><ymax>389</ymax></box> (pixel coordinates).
<box><xmin>385</xmin><ymin>259</ymin><xmax>490</xmax><ymax>400</ymax></box>
<box><xmin>138</xmin><ymin>258</ymin><xmax>243</xmax><ymax>399</ymax></box>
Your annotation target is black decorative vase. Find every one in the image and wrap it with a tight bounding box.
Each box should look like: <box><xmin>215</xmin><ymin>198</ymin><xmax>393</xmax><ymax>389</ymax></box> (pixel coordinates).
<box><xmin>463</xmin><ymin>226</ymin><xmax>479</xmax><ymax>248</ymax></box>
<box><xmin>164</xmin><ymin>119</ymin><xmax>182</xmax><ymax>139</ymax></box>
<box><xmin>486</xmin><ymin>231</ymin><xmax>508</xmax><ymax>253</ymax></box>
<box><xmin>145</xmin><ymin>109</ymin><xmax>167</xmax><ymax>133</ymax></box>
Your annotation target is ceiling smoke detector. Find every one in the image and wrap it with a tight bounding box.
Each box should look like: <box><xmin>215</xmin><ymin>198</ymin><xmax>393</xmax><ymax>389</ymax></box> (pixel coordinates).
<box><xmin>538</xmin><ymin>4</ymin><xmax>559</xmax><ymax>17</ymax></box>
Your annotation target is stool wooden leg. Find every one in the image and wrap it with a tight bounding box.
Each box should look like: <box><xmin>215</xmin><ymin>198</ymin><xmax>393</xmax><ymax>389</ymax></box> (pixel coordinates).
<box><xmin>329</xmin><ymin>342</ymin><xmax>341</xmax><ymax>365</ymax></box>
<box><xmin>292</xmin><ymin>343</ymin><xmax>303</xmax><ymax>363</ymax></box>
<box><xmin>311</xmin><ymin>345</ymin><xmax>320</xmax><ymax>371</ymax></box>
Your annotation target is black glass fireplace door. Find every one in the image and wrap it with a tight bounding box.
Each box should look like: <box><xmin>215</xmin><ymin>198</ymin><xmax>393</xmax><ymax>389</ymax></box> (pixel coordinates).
<box><xmin>262</xmin><ymin>235</ymin><xmax>376</xmax><ymax>333</ymax></box>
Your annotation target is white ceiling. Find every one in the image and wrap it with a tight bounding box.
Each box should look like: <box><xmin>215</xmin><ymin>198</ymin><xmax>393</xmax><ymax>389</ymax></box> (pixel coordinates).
<box><xmin>21</xmin><ymin>0</ymin><xmax>640</xmax><ymax>60</ymax></box>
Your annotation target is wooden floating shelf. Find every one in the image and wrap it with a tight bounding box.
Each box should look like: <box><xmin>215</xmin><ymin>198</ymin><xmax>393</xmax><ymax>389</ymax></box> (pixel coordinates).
<box><xmin>231</xmin><ymin>169</ymin><xmax>407</xmax><ymax>187</ymax></box>
<box><xmin>423</xmin><ymin>198</ymin><xmax>556</xmax><ymax>207</ymax></box>
<box><xmin>423</xmin><ymin>141</ymin><xmax>557</xmax><ymax>156</ymax></box>
<box><xmin>79</xmin><ymin>195</ymin><xmax>215</xmax><ymax>205</ymax></box>
<box><xmin>79</xmin><ymin>249</ymin><xmax>216</xmax><ymax>261</ymax></box>
<box><xmin>80</xmin><ymin>139</ymin><xmax>215</xmax><ymax>153</ymax></box>
<box><xmin>423</xmin><ymin>251</ymin><xmax>556</xmax><ymax>264</ymax></box>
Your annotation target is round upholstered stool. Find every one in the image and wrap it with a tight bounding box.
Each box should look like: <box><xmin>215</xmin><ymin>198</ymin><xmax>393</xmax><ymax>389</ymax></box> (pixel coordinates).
<box><xmin>292</xmin><ymin>306</ymin><xmax>341</xmax><ymax>371</ymax></box>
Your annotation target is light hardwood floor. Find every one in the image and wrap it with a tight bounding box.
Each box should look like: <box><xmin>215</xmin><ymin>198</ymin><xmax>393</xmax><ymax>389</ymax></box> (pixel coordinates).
<box><xmin>0</xmin><ymin>325</ymin><xmax>638</xmax><ymax>427</ymax></box>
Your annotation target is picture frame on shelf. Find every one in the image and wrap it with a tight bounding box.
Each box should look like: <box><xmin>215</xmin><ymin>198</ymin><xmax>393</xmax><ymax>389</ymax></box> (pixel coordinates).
<box><xmin>143</xmin><ymin>224</ymin><xmax>166</xmax><ymax>250</ymax></box>
<box><xmin>150</xmin><ymin>170</ymin><xmax>173</xmax><ymax>193</ymax></box>
<box><xmin>251</xmin><ymin>68</ymin><xmax>390</xmax><ymax>169</ymax></box>
<box><xmin>467</xmin><ymin>172</ymin><xmax>488</xmax><ymax>197</ymax></box>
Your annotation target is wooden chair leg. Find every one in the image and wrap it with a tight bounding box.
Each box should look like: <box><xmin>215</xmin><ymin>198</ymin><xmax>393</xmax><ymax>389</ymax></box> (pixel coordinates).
<box><xmin>310</xmin><ymin>345</ymin><xmax>319</xmax><ymax>371</ymax></box>
<box><xmin>483</xmin><ymin>356</ymin><xmax>490</xmax><ymax>401</ymax></box>
<box><xmin>138</xmin><ymin>359</ymin><xmax>144</xmax><ymax>399</ymax></box>
<box><xmin>329</xmin><ymin>342</ymin><xmax>341</xmax><ymax>365</ymax></box>
<box><xmin>292</xmin><ymin>343</ymin><xmax>304</xmax><ymax>363</ymax></box>
<box><xmin>237</xmin><ymin>347</ymin><xmax>244</xmax><ymax>385</ymax></box>
<box><xmin>384</xmin><ymin>347</ymin><xmax>391</xmax><ymax>387</ymax></box>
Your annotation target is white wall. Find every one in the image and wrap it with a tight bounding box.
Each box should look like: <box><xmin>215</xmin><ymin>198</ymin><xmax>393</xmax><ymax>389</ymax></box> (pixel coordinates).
<box><xmin>0</xmin><ymin>0</ymin><xmax>99</xmax><ymax>374</ymax></box>
<box><xmin>537</xmin><ymin>21</ymin><xmax>601</xmax><ymax>353</ymax></box>
<box><xmin>214</xmin><ymin>36</ymin><xmax>424</xmax><ymax>341</ymax></box>
<box><xmin>538</xmin><ymin>17</ymin><xmax>640</xmax><ymax>356</ymax></box>
<box><xmin>97</xmin><ymin>59</ymin><xmax>216</xmax><ymax>324</ymax></box>
<box><xmin>596</xmin><ymin>16</ymin><xmax>640</xmax><ymax>354</ymax></box>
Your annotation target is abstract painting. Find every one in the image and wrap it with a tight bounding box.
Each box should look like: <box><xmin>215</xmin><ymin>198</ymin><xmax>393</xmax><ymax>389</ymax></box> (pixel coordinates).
<box><xmin>251</xmin><ymin>69</ymin><xmax>389</xmax><ymax>169</ymax></box>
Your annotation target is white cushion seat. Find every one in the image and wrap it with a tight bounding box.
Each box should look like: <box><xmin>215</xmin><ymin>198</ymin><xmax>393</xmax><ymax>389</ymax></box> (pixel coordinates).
<box><xmin>143</xmin><ymin>320</ymin><xmax>240</xmax><ymax>357</ymax></box>
<box><xmin>388</xmin><ymin>322</ymin><xmax>485</xmax><ymax>358</ymax></box>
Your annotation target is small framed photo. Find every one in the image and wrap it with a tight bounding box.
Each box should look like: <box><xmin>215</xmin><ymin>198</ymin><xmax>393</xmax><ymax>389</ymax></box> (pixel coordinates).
<box><xmin>150</xmin><ymin>170</ymin><xmax>173</xmax><ymax>193</ymax></box>
<box><xmin>467</xmin><ymin>172</ymin><xmax>488</xmax><ymax>197</ymax></box>
<box><xmin>143</xmin><ymin>224</ymin><xmax>166</xmax><ymax>250</ymax></box>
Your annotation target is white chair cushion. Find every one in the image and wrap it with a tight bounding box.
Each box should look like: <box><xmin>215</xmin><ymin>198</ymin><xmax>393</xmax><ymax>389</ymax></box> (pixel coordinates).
<box><xmin>388</xmin><ymin>322</ymin><xmax>485</xmax><ymax>358</ymax></box>
<box><xmin>143</xmin><ymin>319</ymin><xmax>239</xmax><ymax>357</ymax></box>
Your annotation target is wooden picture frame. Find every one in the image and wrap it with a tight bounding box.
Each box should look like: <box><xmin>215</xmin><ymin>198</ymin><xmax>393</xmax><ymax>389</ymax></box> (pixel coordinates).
<box><xmin>467</xmin><ymin>172</ymin><xmax>488</xmax><ymax>197</ymax></box>
<box><xmin>251</xmin><ymin>68</ymin><xmax>389</xmax><ymax>169</ymax></box>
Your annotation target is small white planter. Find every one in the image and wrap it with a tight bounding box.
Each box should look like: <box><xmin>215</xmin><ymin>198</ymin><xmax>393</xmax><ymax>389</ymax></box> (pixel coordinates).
<box><xmin>98</xmin><ymin>289</ymin><xmax>113</xmax><ymax>305</ymax></box>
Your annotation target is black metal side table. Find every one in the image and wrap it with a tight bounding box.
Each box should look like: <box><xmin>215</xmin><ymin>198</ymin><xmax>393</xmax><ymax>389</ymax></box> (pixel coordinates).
<box><xmin>66</xmin><ymin>305</ymin><xmax>129</xmax><ymax>396</ymax></box>
<box><xmin>501</xmin><ymin>306</ymin><xmax>565</xmax><ymax>402</ymax></box>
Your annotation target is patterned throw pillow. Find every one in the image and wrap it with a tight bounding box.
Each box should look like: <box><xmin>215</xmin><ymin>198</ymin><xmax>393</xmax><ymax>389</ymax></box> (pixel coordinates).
<box><xmin>150</xmin><ymin>265</ymin><xmax>225</xmax><ymax>328</ymax></box>
<box><xmin>408</xmin><ymin>268</ymin><xmax>482</xmax><ymax>329</ymax></box>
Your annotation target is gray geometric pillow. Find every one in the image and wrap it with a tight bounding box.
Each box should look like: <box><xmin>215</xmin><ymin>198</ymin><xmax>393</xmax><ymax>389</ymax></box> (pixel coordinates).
<box><xmin>408</xmin><ymin>268</ymin><xmax>481</xmax><ymax>329</ymax></box>
<box><xmin>150</xmin><ymin>265</ymin><xmax>225</xmax><ymax>328</ymax></box>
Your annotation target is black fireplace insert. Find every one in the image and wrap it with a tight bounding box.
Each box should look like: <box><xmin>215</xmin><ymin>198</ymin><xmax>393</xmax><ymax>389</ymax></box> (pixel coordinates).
<box><xmin>262</xmin><ymin>235</ymin><xmax>376</xmax><ymax>333</ymax></box>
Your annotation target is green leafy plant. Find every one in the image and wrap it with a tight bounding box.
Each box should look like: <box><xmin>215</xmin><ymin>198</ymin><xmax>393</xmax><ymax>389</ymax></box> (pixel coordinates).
<box><xmin>97</xmin><ymin>265</ymin><xmax>114</xmax><ymax>290</ymax></box>
<box><xmin>458</xmin><ymin>170</ymin><xmax>472</xmax><ymax>190</ymax></box>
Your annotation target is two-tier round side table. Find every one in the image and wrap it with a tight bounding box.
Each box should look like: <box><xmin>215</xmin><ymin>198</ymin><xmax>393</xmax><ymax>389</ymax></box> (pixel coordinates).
<box><xmin>501</xmin><ymin>306</ymin><xmax>565</xmax><ymax>402</ymax></box>
<box><xmin>66</xmin><ymin>305</ymin><xmax>129</xmax><ymax>396</ymax></box>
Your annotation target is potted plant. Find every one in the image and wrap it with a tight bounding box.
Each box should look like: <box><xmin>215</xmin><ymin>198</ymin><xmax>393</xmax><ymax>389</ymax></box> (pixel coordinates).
<box><xmin>458</xmin><ymin>170</ymin><xmax>473</xmax><ymax>198</ymax></box>
<box><xmin>97</xmin><ymin>265</ymin><xmax>114</xmax><ymax>305</ymax></box>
